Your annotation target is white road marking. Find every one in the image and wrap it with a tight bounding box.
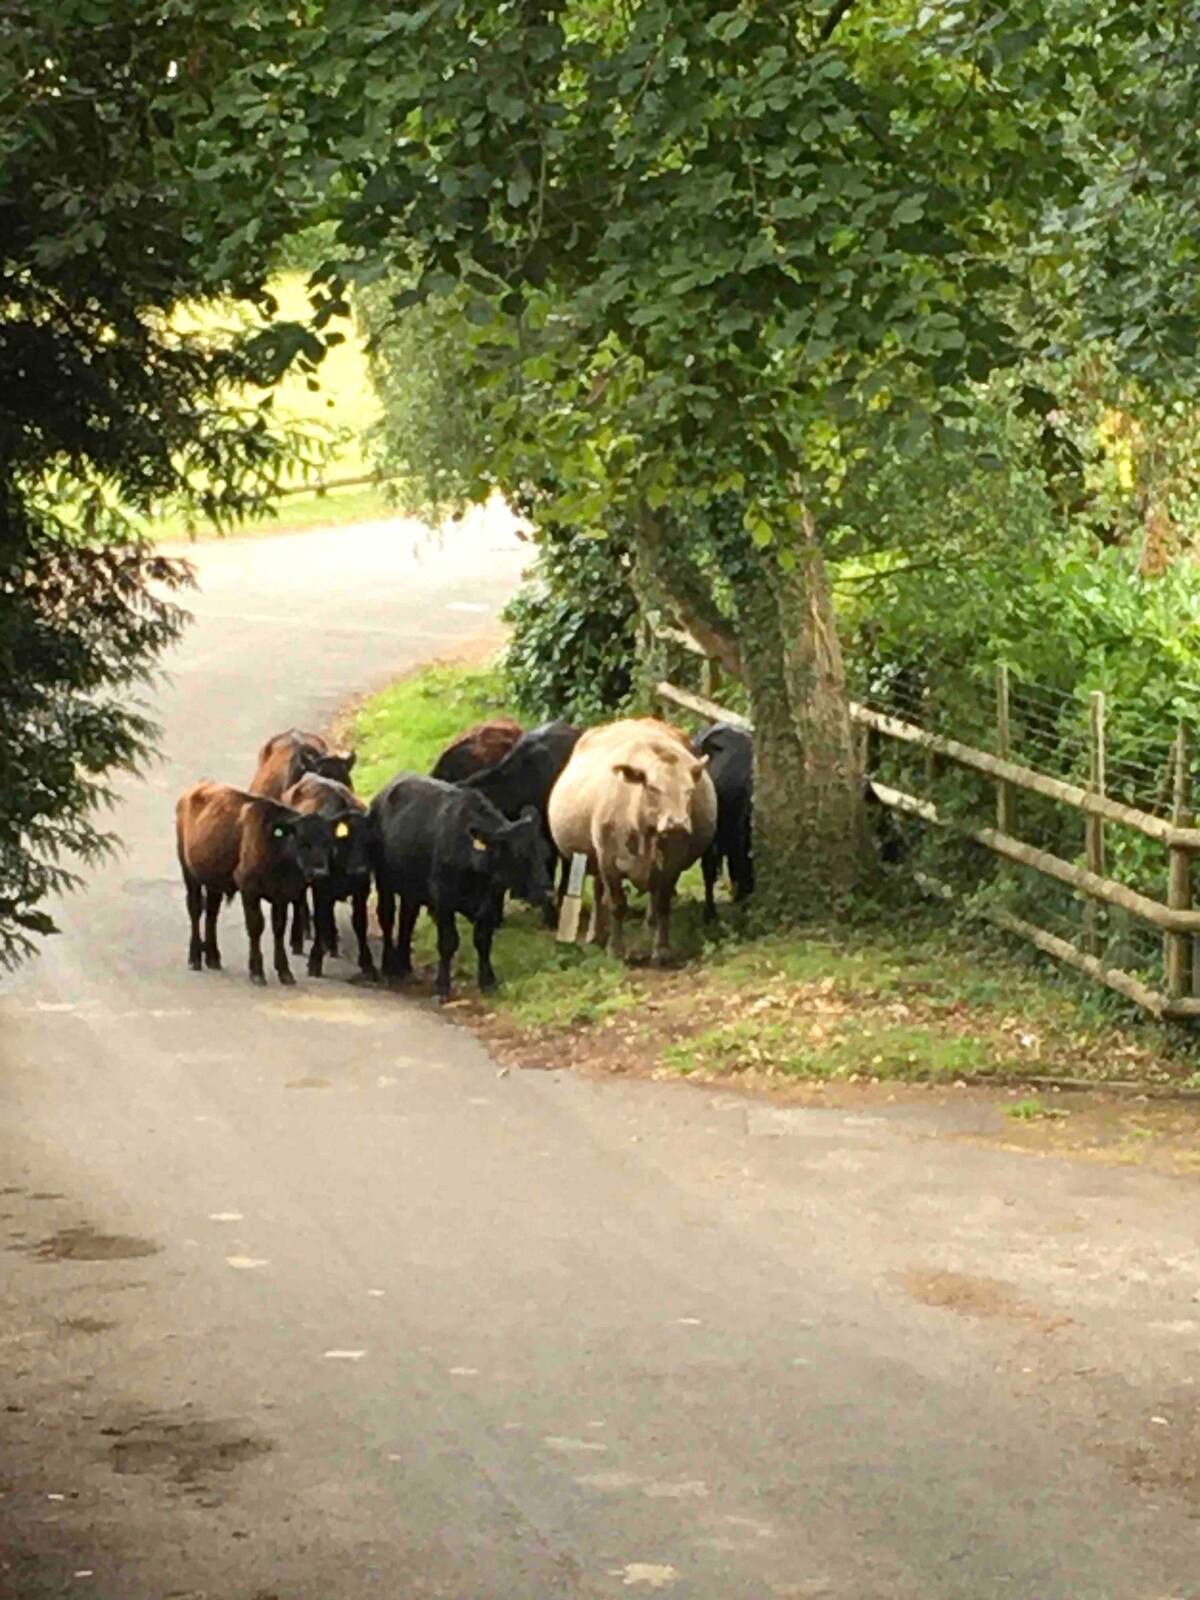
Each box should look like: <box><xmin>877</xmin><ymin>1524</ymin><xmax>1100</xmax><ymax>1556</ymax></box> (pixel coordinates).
<box><xmin>544</xmin><ymin>1436</ymin><xmax>609</xmax><ymax>1454</ymax></box>
<box><xmin>226</xmin><ymin>1256</ymin><xmax>269</xmax><ymax>1270</ymax></box>
<box><xmin>324</xmin><ymin>1349</ymin><xmax>367</xmax><ymax>1361</ymax></box>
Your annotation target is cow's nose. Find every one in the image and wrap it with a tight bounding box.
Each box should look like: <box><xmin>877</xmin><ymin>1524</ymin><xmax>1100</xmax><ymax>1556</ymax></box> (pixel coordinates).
<box><xmin>657</xmin><ymin>818</ymin><xmax>689</xmax><ymax>839</ymax></box>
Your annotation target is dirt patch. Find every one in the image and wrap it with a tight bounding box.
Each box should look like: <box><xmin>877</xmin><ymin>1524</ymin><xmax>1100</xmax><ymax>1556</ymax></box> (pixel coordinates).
<box><xmin>59</xmin><ymin>1316</ymin><xmax>118</xmax><ymax>1336</ymax></box>
<box><xmin>903</xmin><ymin>1268</ymin><xmax>1072</xmax><ymax>1333</ymax></box>
<box><xmin>25</xmin><ymin>1225</ymin><xmax>162</xmax><ymax>1263</ymax></box>
<box><xmin>104</xmin><ymin>1412</ymin><xmax>273</xmax><ymax>1495</ymax></box>
<box><xmin>1108</xmin><ymin>1396</ymin><xmax>1200</xmax><ymax>1508</ymax></box>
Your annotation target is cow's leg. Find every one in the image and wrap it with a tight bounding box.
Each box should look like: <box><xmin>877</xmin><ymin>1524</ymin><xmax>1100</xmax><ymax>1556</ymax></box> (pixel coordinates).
<box><xmin>271</xmin><ymin>898</ymin><xmax>296</xmax><ymax>985</ymax></box>
<box><xmin>587</xmin><ymin>872</ymin><xmax>608</xmax><ymax>947</ymax></box>
<box><xmin>473</xmin><ymin>897</ymin><xmax>502</xmax><ymax>992</ymax></box>
<box><xmin>351</xmin><ymin>884</ymin><xmax>377</xmax><ymax>979</ymax></box>
<box><xmin>602</xmin><ymin>871</ymin><xmax>629</xmax><ymax>958</ymax></box>
<box><xmin>432</xmin><ymin>907</ymin><xmax>459</xmax><ymax>1003</ymax></box>
<box><xmin>184</xmin><ymin>874</ymin><xmax>204</xmax><ymax>970</ymax></box>
<box><xmin>377</xmin><ymin>881</ymin><xmax>398</xmax><ymax>976</ymax></box>
<box><xmin>702</xmin><ymin>845</ymin><xmax>720</xmax><ymax>924</ymax></box>
<box><xmin>203</xmin><ymin>885</ymin><xmax>223</xmax><ymax>969</ymax></box>
<box><xmin>243</xmin><ymin>892</ymin><xmax>267</xmax><ymax>985</ymax></box>
<box><xmin>394</xmin><ymin>898</ymin><xmax>419</xmax><ymax>981</ymax></box>
<box><xmin>327</xmin><ymin>905</ymin><xmax>341</xmax><ymax>957</ymax></box>
<box><xmin>651</xmin><ymin>879</ymin><xmax>675</xmax><ymax>965</ymax></box>
<box><xmin>307</xmin><ymin>885</ymin><xmax>330</xmax><ymax>978</ymax></box>
<box><xmin>290</xmin><ymin>893</ymin><xmax>307</xmax><ymax>955</ymax></box>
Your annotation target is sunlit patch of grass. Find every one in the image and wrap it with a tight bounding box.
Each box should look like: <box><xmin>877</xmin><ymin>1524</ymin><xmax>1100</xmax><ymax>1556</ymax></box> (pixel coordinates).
<box><xmin>350</xmin><ymin>662</ymin><xmax>511</xmax><ymax>798</ymax></box>
<box><xmin>151</xmin><ymin>482</ymin><xmax>396</xmax><ymax>543</ymax></box>
<box><xmin>665</xmin><ymin>1017</ymin><xmax>1007</xmax><ymax>1082</ymax></box>
<box><xmin>145</xmin><ymin>272</ymin><xmax>383</xmax><ymax>541</ymax></box>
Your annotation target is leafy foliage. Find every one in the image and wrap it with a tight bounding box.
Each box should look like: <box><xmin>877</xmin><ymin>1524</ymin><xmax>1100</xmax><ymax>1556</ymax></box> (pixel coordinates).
<box><xmin>0</xmin><ymin>2</ymin><xmax>315</xmax><ymax>963</ymax></box>
<box><xmin>501</xmin><ymin>527</ymin><xmax>641</xmax><ymax>725</ymax></box>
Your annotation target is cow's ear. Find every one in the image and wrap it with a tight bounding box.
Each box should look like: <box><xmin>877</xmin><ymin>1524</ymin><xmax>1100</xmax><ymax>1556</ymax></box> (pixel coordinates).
<box><xmin>691</xmin><ymin>756</ymin><xmax>710</xmax><ymax>779</ymax></box>
<box><xmin>342</xmin><ymin>750</ymin><xmax>357</xmax><ymax>772</ymax></box>
<box><xmin>614</xmin><ymin>763</ymin><xmax>646</xmax><ymax>785</ymax></box>
<box><xmin>518</xmin><ymin>804</ymin><xmax>540</xmax><ymax>826</ymax></box>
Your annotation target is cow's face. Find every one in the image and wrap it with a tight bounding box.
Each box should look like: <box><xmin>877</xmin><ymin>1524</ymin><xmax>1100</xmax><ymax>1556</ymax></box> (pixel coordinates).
<box><xmin>315</xmin><ymin>749</ymin><xmax>356</xmax><ymax>790</ymax></box>
<box><xmin>614</xmin><ymin>753</ymin><xmax>709</xmax><ymax>850</ymax></box>
<box><xmin>271</xmin><ymin>813</ymin><xmax>335</xmax><ymax>882</ymax></box>
<box><xmin>470</xmin><ymin>808</ymin><xmax>555</xmax><ymax>914</ymax></box>
<box><xmin>330</xmin><ymin>811</ymin><xmax>371</xmax><ymax>882</ymax></box>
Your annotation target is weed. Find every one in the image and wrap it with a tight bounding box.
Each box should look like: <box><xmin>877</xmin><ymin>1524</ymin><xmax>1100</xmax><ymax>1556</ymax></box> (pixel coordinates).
<box><xmin>1004</xmin><ymin>1097</ymin><xmax>1070</xmax><ymax>1122</ymax></box>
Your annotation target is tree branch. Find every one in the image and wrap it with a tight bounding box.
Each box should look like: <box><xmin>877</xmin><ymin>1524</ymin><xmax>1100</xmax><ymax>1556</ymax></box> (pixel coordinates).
<box><xmin>632</xmin><ymin>508</ymin><xmax>744</xmax><ymax>678</ymax></box>
<box><xmin>818</xmin><ymin>0</ymin><xmax>855</xmax><ymax>44</ymax></box>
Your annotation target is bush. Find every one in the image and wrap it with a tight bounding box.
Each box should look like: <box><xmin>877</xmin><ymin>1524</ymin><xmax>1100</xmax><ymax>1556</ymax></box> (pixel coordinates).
<box><xmin>502</xmin><ymin>527</ymin><xmax>641</xmax><ymax>725</ymax></box>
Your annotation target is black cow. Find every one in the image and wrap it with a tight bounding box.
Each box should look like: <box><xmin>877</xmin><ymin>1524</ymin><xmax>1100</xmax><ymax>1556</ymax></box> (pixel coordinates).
<box><xmin>370</xmin><ymin>775</ymin><xmax>555</xmax><ymax>1002</ymax></box>
<box><xmin>695</xmin><ymin>723</ymin><xmax>754</xmax><ymax>921</ymax></box>
<box><xmin>460</xmin><ymin>719</ymin><xmax>582</xmax><ymax>919</ymax></box>
<box><xmin>282</xmin><ymin>774</ymin><xmax>375</xmax><ymax>979</ymax></box>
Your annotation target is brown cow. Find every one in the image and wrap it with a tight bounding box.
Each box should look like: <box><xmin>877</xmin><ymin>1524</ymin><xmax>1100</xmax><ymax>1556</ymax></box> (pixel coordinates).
<box><xmin>282</xmin><ymin>774</ymin><xmax>375</xmax><ymax>979</ymax></box>
<box><xmin>175</xmin><ymin>781</ymin><xmax>336</xmax><ymax>985</ymax></box>
<box><xmin>547</xmin><ymin>719</ymin><xmax>717</xmax><ymax>962</ymax></box>
<box><xmin>250</xmin><ymin>729</ymin><xmax>356</xmax><ymax>800</ymax></box>
<box><xmin>430</xmin><ymin>718</ymin><xmax>524</xmax><ymax>782</ymax></box>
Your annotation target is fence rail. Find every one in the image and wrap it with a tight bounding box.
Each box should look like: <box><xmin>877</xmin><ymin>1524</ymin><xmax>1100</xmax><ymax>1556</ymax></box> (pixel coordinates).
<box><xmin>653</xmin><ymin>664</ymin><xmax>1200</xmax><ymax>1023</ymax></box>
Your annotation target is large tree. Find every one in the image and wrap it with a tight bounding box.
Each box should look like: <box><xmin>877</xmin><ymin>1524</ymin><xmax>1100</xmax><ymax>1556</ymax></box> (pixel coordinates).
<box><xmin>270</xmin><ymin>0</ymin><xmax>1200</xmax><ymax>905</ymax></box>
<box><xmin>0</xmin><ymin>2</ymin><xmax>318</xmax><ymax>965</ymax></box>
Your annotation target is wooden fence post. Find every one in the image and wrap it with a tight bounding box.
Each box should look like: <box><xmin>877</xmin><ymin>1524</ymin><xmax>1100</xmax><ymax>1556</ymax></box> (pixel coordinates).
<box><xmin>1165</xmin><ymin>723</ymin><xmax>1193</xmax><ymax>999</ymax></box>
<box><xmin>1084</xmin><ymin>690</ymin><xmax>1106</xmax><ymax>957</ymax></box>
<box><xmin>996</xmin><ymin>664</ymin><xmax>1016</xmax><ymax>834</ymax></box>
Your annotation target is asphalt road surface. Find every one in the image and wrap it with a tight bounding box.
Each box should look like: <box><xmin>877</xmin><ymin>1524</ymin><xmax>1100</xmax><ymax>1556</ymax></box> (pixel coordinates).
<box><xmin>3</xmin><ymin>513</ymin><xmax>1200</xmax><ymax>1600</ymax></box>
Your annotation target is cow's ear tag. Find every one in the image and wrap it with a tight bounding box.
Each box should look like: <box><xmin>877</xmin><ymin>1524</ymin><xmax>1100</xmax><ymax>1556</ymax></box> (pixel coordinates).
<box><xmin>272</xmin><ymin>824</ymin><xmax>287</xmax><ymax>838</ymax></box>
<box><xmin>471</xmin><ymin>835</ymin><xmax>489</xmax><ymax>852</ymax></box>
<box><xmin>334</xmin><ymin>821</ymin><xmax>350</xmax><ymax>839</ymax></box>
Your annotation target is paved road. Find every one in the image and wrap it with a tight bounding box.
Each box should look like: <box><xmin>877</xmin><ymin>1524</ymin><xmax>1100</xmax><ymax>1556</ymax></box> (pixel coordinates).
<box><xmin>2</xmin><ymin>515</ymin><xmax>1199</xmax><ymax>1600</ymax></box>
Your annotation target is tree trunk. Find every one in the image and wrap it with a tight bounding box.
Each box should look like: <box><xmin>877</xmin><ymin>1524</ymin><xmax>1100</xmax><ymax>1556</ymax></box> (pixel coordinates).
<box><xmin>739</xmin><ymin>537</ymin><xmax>866</xmax><ymax>911</ymax></box>
<box><xmin>630</xmin><ymin>501</ymin><xmax>865</xmax><ymax>911</ymax></box>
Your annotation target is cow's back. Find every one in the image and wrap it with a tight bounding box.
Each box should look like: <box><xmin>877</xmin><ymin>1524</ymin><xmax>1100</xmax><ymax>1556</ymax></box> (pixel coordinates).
<box><xmin>176</xmin><ymin>781</ymin><xmax>245</xmax><ymax>886</ymax></box>
<box><xmin>549</xmin><ymin>721</ymin><xmax>704</xmax><ymax>861</ymax></box>
<box><xmin>250</xmin><ymin>729</ymin><xmax>328</xmax><ymax>799</ymax></box>
<box><xmin>283</xmin><ymin>773</ymin><xmax>365</xmax><ymax>818</ymax></box>
<box><xmin>431</xmin><ymin>719</ymin><xmax>524</xmax><ymax>782</ymax></box>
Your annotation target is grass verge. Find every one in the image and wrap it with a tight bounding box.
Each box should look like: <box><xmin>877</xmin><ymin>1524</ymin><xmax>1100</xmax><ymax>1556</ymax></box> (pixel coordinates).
<box><xmin>347</xmin><ymin>660</ymin><xmax>1200</xmax><ymax>1104</ymax></box>
<box><xmin>146</xmin><ymin>271</ymin><xmax>385</xmax><ymax>542</ymax></box>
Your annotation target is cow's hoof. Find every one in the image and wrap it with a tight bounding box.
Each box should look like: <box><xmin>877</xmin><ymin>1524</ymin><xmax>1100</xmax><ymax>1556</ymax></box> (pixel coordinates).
<box><xmin>205</xmin><ymin>952</ymin><xmax>221</xmax><ymax>970</ymax></box>
<box><xmin>188</xmin><ymin>956</ymin><xmax>202</xmax><ymax>972</ymax></box>
<box><xmin>479</xmin><ymin>977</ymin><xmax>499</xmax><ymax>995</ymax></box>
<box><xmin>277</xmin><ymin>970</ymin><xmax>297</xmax><ymax>987</ymax></box>
<box><xmin>434</xmin><ymin>991</ymin><xmax>451</xmax><ymax>1007</ymax></box>
<box><xmin>353</xmin><ymin>966</ymin><xmax>379</xmax><ymax>985</ymax></box>
<box><xmin>307</xmin><ymin>963</ymin><xmax>324</xmax><ymax>980</ymax></box>
<box><xmin>249</xmin><ymin>970</ymin><xmax>267</xmax><ymax>987</ymax></box>
<box><xmin>651</xmin><ymin>949</ymin><xmax>674</xmax><ymax>968</ymax></box>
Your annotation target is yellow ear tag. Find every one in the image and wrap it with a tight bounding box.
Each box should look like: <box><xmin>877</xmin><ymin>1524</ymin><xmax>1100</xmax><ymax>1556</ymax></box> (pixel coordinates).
<box><xmin>472</xmin><ymin>837</ymin><xmax>488</xmax><ymax>851</ymax></box>
<box><xmin>334</xmin><ymin>821</ymin><xmax>350</xmax><ymax>839</ymax></box>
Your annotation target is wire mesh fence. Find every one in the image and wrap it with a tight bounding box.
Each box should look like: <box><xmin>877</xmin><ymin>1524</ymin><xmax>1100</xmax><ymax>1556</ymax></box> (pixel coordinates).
<box><xmin>656</xmin><ymin>634</ymin><xmax>1200</xmax><ymax>1019</ymax></box>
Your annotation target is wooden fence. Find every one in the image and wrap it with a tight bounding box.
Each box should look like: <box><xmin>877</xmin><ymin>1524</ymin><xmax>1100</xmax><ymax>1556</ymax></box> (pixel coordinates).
<box><xmin>654</xmin><ymin>646</ymin><xmax>1200</xmax><ymax>1023</ymax></box>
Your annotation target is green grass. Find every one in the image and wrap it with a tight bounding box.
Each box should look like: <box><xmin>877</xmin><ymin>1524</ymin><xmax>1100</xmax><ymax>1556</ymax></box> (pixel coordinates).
<box><xmin>664</xmin><ymin>1017</ymin><xmax>1006</xmax><ymax>1083</ymax></box>
<box><xmin>1004</xmin><ymin>1097</ymin><xmax>1070</xmax><ymax>1122</ymax></box>
<box><xmin>346</xmin><ymin>661</ymin><xmax>1193</xmax><ymax>1092</ymax></box>
<box><xmin>349</xmin><ymin>661</ymin><xmax>512</xmax><ymax>799</ymax></box>
<box><xmin>151</xmin><ymin>482</ymin><xmax>396</xmax><ymax>544</ymax></box>
<box><xmin>145</xmin><ymin>272</ymin><xmax>384</xmax><ymax>542</ymax></box>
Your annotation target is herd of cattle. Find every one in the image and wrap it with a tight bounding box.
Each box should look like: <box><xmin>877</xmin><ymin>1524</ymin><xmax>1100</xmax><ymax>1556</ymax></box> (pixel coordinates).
<box><xmin>174</xmin><ymin>715</ymin><xmax>755</xmax><ymax>1000</ymax></box>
